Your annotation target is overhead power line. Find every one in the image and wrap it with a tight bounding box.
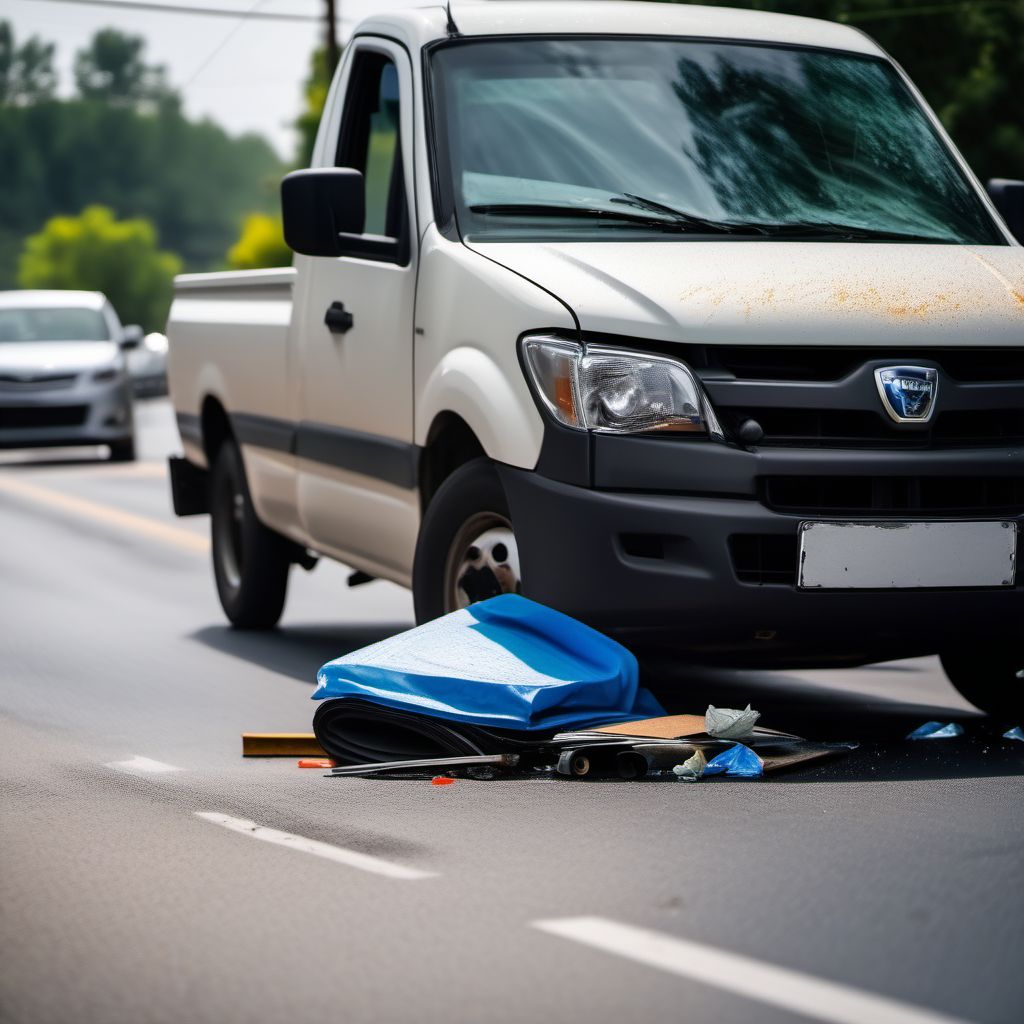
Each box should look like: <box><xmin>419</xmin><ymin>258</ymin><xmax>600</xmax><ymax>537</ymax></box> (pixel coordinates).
<box><xmin>27</xmin><ymin>0</ymin><xmax>321</xmax><ymax>22</ymax></box>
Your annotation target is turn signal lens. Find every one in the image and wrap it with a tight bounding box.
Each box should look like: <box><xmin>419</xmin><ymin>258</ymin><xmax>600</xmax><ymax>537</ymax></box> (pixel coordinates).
<box><xmin>521</xmin><ymin>335</ymin><xmax>721</xmax><ymax>437</ymax></box>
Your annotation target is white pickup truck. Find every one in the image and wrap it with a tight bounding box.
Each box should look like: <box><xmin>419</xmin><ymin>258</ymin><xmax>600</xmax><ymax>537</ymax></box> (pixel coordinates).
<box><xmin>167</xmin><ymin>1</ymin><xmax>1024</xmax><ymax>716</ymax></box>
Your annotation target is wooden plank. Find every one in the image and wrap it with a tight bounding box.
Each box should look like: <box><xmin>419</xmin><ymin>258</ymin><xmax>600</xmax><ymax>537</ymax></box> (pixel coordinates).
<box><xmin>242</xmin><ymin>733</ymin><xmax>326</xmax><ymax>757</ymax></box>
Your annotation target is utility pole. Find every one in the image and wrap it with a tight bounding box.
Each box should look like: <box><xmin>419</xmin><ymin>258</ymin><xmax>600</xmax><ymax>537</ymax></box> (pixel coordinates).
<box><xmin>324</xmin><ymin>0</ymin><xmax>340</xmax><ymax>74</ymax></box>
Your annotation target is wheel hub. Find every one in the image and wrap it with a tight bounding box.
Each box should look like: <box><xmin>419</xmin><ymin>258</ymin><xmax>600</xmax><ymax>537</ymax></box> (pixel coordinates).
<box><xmin>445</xmin><ymin>513</ymin><xmax>521</xmax><ymax>612</ymax></box>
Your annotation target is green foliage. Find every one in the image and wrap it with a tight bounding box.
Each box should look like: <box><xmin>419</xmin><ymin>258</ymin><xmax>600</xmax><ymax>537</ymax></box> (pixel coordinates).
<box><xmin>295</xmin><ymin>46</ymin><xmax>332</xmax><ymax>167</ymax></box>
<box><xmin>73</xmin><ymin>27</ymin><xmax>171</xmax><ymax>108</ymax></box>
<box><xmin>227</xmin><ymin>213</ymin><xmax>291</xmax><ymax>270</ymax></box>
<box><xmin>0</xmin><ymin>21</ymin><xmax>56</xmax><ymax>105</ymax></box>
<box><xmin>658</xmin><ymin>0</ymin><xmax>1024</xmax><ymax>180</ymax></box>
<box><xmin>0</xmin><ymin>23</ymin><xmax>284</xmax><ymax>288</ymax></box>
<box><xmin>17</xmin><ymin>205</ymin><xmax>181</xmax><ymax>331</ymax></box>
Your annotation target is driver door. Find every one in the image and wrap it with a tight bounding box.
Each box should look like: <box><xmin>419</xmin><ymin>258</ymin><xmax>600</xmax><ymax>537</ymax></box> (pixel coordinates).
<box><xmin>291</xmin><ymin>40</ymin><xmax>419</xmax><ymax>584</ymax></box>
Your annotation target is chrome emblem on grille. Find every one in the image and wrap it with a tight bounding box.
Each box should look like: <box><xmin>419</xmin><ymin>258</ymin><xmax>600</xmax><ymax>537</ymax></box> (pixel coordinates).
<box><xmin>874</xmin><ymin>366</ymin><xmax>938</xmax><ymax>423</ymax></box>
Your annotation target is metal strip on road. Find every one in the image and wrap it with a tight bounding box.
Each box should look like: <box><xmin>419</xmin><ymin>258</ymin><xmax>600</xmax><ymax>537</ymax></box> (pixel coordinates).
<box><xmin>0</xmin><ymin>474</ymin><xmax>209</xmax><ymax>554</ymax></box>
<box><xmin>194</xmin><ymin>813</ymin><xmax>437</xmax><ymax>881</ymax></box>
<box><xmin>533</xmin><ymin>917</ymin><xmax>969</xmax><ymax>1024</ymax></box>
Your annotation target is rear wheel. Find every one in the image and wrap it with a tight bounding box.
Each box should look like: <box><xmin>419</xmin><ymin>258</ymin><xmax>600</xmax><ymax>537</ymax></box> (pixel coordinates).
<box><xmin>941</xmin><ymin>647</ymin><xmax>1024</xmax><ymax>719</ymax></box>
<box><xmin>210</xmin><ymin>439</ymin><xmax>290</xmax><ymax>629</ymax></box>
<box><xmin>413</xmin><ymin>458</ymin><xmax>521</xmax><ymax>623</ymax></box>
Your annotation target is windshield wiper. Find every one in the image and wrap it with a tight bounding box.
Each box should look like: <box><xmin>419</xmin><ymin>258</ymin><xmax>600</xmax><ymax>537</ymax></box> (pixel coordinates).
<box><xmin>609</xmin><ymin>193</ymin><xmax>759</xmax><ymax>235</ymax></box>
<box><xmin>741</xmin><ymin>220</ymin><xmax>955</xmax><ymax>243</ymax></box>
<box><xmin>468</xmin><ymin>201</ymin><xmax>738</xmax><ymax>234</ymax></box>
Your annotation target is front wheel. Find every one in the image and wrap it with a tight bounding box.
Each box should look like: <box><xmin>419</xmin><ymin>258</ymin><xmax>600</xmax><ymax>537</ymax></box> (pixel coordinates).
<box><xmin>210</xmin><ymin>439</ymin><xmax>291</xmax><ymax>629</ymax></box>
<box><xmin>941</xmin><ymin>648</ymin><xmax>1024</xmax><ymax>719</ymax></box>
<box><xmin>413</xmin><ymin>458</ymin><xmax>522</xmax><ymax>623</ymax></box>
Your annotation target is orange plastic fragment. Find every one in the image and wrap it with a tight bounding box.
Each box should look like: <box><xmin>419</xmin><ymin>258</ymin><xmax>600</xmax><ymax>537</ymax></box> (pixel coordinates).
<box><xmin>298</xmin><ymin>759</ymin><xmax>336</xmax><ymax>769</ymax></box>
<box><xmin>431</xmin><ymin>776</ymin><xmax>455</xmax><ymax>786</ymax></box>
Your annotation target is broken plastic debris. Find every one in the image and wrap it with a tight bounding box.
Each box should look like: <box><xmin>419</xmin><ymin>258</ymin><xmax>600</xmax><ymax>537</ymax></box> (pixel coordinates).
<box><xmin>703</xmin><ymin>743</ymin><xmax>764</xmax><ymax>778</ymax></box>
<box><xmin>672</xmin><ymin>749</ymin><xmax>707</xmax><ymax>781</ymax></box>
<box><xmin>431</xmin><ymin>776</ymin><xmax>456</xmax><ymax>786</ymax></box>
<box><xmin>1003</xmin><ymin>726</ymin><xmax>1024</xmax><ymax>742</ymax></box>
<box><xmin>705</xmin><ymin>704</ymin><xmax>760</xmax><ymax>739</ymax></box>
<box><xmin>297</xmin><ymin>758</ymin><xmax>335</xmax><ymax>769</ymax></box>
<box><xmin>906</xmin><ymin>721</ymin><xmax>965</xmax><ymax>740</ymax></box>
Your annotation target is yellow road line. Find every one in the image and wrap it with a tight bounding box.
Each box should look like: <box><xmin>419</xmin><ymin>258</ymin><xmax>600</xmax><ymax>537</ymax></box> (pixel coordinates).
<box><xmin>0</xmin><ymin>473</ymin><xmax>209</xmax><ymax>554</ymax></box>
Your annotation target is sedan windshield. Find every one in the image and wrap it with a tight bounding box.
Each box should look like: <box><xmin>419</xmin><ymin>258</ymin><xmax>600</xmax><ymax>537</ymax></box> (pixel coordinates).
<box><xmin>0</xmin><ymin>307</ymin><xmax>111</xmax><ymax>342</ymax></box>
<box><xmin>430</xmin><ymin>39</ymin><xmax>1002</xmax><ymax>244</ymax></box>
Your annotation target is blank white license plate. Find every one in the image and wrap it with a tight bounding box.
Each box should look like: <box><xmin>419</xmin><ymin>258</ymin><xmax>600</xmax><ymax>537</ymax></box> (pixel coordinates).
<box><xmin>798</xmin><ymin>521</ymin><xmax>1017</xmax><ymax>589</ymax></box>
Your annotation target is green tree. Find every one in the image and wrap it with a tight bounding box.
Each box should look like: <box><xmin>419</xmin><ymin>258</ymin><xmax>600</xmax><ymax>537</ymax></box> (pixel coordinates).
<box><xmin>659</xmin><ymin>0</ymin><xmax>1024</xmax><ymax>180</ymax></box>
<box><xmin>0</xmin><ymin>20</ymin><xmax>56</xmax><ymax>105</ymax></box>
<box><xmin>0</xmin><ymin>22</ymin><xmax>284</xmax><ymax>287</ymax></box>
<box><xmin>295</xmin><ymin>46</ymin><xmax>332</xmax><ymax>167</ymax></box>
<box><xmin>18</xmin><ymin>205</ymin><xmax>181</xmax><ymax>331</ymax></box>
<box><xmin>73</xmin><ymin>28</ymin><xmax>172</xmax><ymax>109</ymax></box>
<box><xmin>227</xmin><ymin>212</ymin><xmax>291</xmax><ymax>270</ymax></box>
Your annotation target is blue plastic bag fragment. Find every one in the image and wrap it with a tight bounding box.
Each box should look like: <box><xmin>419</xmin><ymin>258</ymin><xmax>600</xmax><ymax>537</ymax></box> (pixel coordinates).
<box><xmin>906</xmin><ymin>721</ymin><xmax>965</xmax><ymax>740</ymax></box>
<box><xmin>703</xmin><ymin>743</ymin><xmax>764</xmax><ymax>778</ymax></box>
<box><xmin>313</xmin><ymin>594</ymin><xmax>664</xmax><ymax>732</ymax></box>
<box><xmin>1003</xmin><ymin>726</ymin><xmax>1024</xmax><ymax>742</ymax></box>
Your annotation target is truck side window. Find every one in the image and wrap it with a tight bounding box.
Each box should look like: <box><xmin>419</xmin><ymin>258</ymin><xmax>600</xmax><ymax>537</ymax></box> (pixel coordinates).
<box><xmin>336</xmin><ymin>53</ymin><xmax>407</xmax><ymax>252</ymax></box>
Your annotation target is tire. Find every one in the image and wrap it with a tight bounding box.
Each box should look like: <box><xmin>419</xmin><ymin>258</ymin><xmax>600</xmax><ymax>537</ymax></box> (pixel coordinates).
<box><xmin>210</xmin><ymin>439</ymin><xmax>291</xmax><ymax>629</ymax></box>
<box><xmin>941</xmin><ymin>648</ymin><xmax>1024</xmax><ymax>719</ymax></box>
<box><xmin>413</xmin><ymin>458</ymin><xmax>521</xmax><ymax>623</ymax></box>
<box><xmin>109</xmin><ymin>436</ymin><xmax>136</xmax><ymax>462</ymax></box>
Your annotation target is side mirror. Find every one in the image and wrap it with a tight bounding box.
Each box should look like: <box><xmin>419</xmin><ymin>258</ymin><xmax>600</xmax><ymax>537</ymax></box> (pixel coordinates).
<box><xmin>987</xmin><ymin>179</ymin><xmax>1024</xmax><ymax>244</ymax></box>
<box><xmin>120</xmin><ymin>324</ymin><xmax>144</xmax><ymax>350</ymax></box>
<box><xmin>281</xmin><ymin>168</ymin><xmax>365</xmax><ymax>257</ymax></box>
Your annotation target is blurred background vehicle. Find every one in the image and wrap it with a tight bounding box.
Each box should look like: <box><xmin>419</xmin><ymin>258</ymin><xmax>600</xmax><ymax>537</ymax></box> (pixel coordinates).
<box><xmin>127</xmin><ymin>330</ymin><xmax>169</xmax><ymax>397</ymax></box>
<box><xmin>0</xmin><ymin>289</ymin><xmax>139</xmax><ymax>461</ymax></box>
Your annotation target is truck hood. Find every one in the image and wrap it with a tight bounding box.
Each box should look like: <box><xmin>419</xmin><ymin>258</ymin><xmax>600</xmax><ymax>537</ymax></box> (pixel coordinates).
<box><xmin>0</xmin><ymin>341</ymin><xmax>120</xmax><ymax>374</ymax></box>
<box><xmin>469</xmin><ymin>241</ymin><xmax>1024</xmax><ymax>346</ymax></box>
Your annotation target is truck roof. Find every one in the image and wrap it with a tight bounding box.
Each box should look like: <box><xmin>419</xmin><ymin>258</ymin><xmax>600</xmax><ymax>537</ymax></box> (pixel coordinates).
<box><xmin>358</xmin><ymin>2</ymin><xmax>880</xmax><ymax>58</ymax></box>
<box><xmin>0</xmin><ymin>289</ymin><xmax>107</xmax><ymax>310</ymax></box>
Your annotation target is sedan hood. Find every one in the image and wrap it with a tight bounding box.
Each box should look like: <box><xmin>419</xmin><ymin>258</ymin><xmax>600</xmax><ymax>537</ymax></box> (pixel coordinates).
<box><xmin>469</xmin><ymin>240</ymin><xmax>1024</xmax><ymax>346</ymax></box>
<box><xmin>0</xmin><ymin>341</ymin><xmax>120</xmax><ymax>374</ymax></box>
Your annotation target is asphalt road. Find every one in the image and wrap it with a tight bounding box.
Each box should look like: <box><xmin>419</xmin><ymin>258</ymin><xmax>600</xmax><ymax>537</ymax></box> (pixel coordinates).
<box><xmin>1</xmin><ymin>399</ymin><xmax>1022</xmax><ymax>1024</ymax></box>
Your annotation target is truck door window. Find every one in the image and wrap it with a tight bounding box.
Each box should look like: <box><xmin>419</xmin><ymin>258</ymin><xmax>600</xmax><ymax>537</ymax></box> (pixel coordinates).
<box><xmin>337</xmin><ymin>53</ymin><xmax>407</xmax><ymax>251</ymax></box>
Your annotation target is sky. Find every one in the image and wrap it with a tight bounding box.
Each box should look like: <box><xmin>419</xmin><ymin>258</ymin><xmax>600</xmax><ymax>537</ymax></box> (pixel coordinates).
<box><xmin>4</xmin><ymin>0</ymin><xmax>429</xmax><ymax>159</ymax></box>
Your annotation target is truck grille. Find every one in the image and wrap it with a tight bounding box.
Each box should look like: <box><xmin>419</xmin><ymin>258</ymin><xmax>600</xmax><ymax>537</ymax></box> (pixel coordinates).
<box><xmin>0</xmin><ymin>405</ymin><xmax>88</xmax><ymax>428</ymax></box>
<box><xmin>700</xmin><ymin>346</ymin><xmax>1024</xmax><ymax>383</ymax></box>
<box><xmin>692</xmin><ymin>347</ymin><xmax>1024</xmax><ymax>450</ymax></box>
<box><xmin>720</xmin><ymin>408</ymin><xmax>1024</xmax><ymax>448</ymax></box>
<box><xmin>762</xmin><ymin>476</ymin><xmax>1024</xmax><ymax>516</ymax></box>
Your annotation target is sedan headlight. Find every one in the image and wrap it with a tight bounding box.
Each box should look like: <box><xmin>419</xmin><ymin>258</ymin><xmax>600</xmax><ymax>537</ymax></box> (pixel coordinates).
<box><xmin>522</xmin><ymin>335</ymin><xmax>722</xmax><ymax>437</ymax></box>
<box><xmin>93</xmin><ymin>367</ymin><xmax>120</xmax><ymax>383</ymax></box>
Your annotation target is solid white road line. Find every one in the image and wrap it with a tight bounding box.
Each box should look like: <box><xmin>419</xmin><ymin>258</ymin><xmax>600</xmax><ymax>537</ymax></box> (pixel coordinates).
<box><xmin>106</xmin><ymin>756</ymin><xmax>184</xmax><ymax>774</ymax></box>
<box><xmin>533</xmin><ymin>917</ymin><xmax>968</xmax><ymax>1024</ymax></box>
<box><xmin>194</xmin><ymin>812</ymin><xmax>436</xmax><ymax>881</ymax></box>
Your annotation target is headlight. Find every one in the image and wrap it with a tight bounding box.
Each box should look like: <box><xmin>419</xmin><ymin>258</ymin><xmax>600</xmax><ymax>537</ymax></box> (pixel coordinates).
<box><xmin>93</xmin><ymin>367</ymin><xmax>120</xmax><ymax>383</ymax></box>
<box><xmin>522</xmin><ymin>335</ymin><xmax>722</xmax><ymax>437</ymax></box>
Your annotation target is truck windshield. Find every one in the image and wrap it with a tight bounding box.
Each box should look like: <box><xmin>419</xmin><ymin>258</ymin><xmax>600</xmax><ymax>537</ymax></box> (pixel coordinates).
<box><xmin>0</xmin><ymin>307</ymin><xmax>111</xmax><ymax>343</ymax></box>
<box><xmin>430</xmin><ymin>38</ymin><xmax>1002</xmax><ymax>244</ymax></box>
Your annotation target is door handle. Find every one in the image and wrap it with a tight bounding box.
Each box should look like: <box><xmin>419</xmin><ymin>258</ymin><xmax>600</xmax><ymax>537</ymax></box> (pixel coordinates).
<box><xmin>324</xmin><ymin>301</ymin><xmax>354</xmax><ymax>334</ymax></box>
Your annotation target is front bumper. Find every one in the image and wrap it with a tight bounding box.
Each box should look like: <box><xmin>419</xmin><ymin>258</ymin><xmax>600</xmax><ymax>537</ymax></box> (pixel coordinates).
<box><xmin>498</xmin><ymin>434</ymin><xmax>1023</xmax><ymax>666</ymax></box>
<box><xmin>0</xmin><ymin>378</ymin><xmax>134</xmax><ymax>449</ymax></box>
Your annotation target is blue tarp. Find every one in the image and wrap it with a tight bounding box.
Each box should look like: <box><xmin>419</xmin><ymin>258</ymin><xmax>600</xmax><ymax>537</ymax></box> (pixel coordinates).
<box><xmin>313</xmin><ymin>594</ymin><xmax>663</xmax><ymax>732</ymax></box>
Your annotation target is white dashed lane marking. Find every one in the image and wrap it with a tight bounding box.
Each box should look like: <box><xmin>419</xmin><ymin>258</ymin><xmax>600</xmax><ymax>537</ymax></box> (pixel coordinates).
<box><xmin>533</xmin><ymin>917</ymin><xmax>968</xmax><ymax>1024</ymax></box>
<box><xmin>106</xmin><ymin>756</ymin><xmax>184</xmax><ymax>774</ymax></box>
<box><xmin>194</xmin><ymin>813</ymin><xmax>436</xmax><ymax>880</ymax></box>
